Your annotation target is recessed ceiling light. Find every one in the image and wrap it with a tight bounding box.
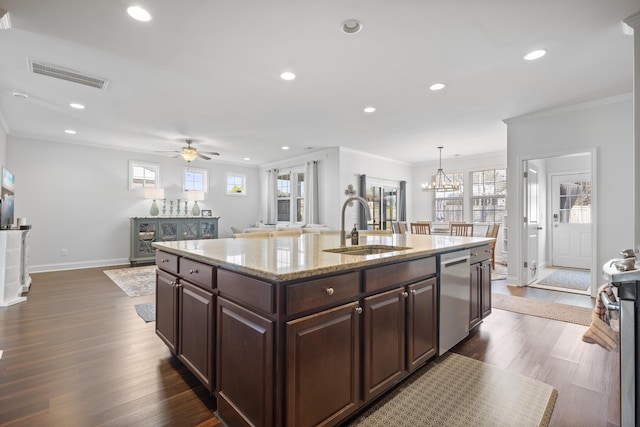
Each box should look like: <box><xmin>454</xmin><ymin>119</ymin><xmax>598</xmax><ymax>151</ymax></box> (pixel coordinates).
<box><xmin>244</xmin><ymin>157</ymin><xmax>251</xmax><ymax>161</ymax></box>
<box><xmin>524</xmin><ymin>49</ymin><xmax>546</xmax><ymax>61</ymax></box>
<box><xmin>12</xmin><ymin>91</ymin><xmax>28</xmax><ymax>99</ymax></box>
<box><xmin>342</xmin><ymin>20</ymin><xmax>363</xmax><ymax>34</ymax></box>
<box><xmin>363</xmin><ymin>106</ymin><xmax>376</xmax><ymax>113</ymax></box>
<box><xmin>65</xmin><ymin>129</ymin><xmax>77</xmax><ymax>134</ymax></box>
<box><xmin>280</xmin><ymin>72</ymin><xmax>296</xmax><ymax>81</ymax></box>
<box><xmin>70</xmin><ymin>103</ymin><xmax>85</xmax><ymax>109</ymax></box>
<box><xmin>127</xmin><ymin>6</ymin><xmax>152</xmax><ymax>22</ymax></box>
<box><xmin>281</xmin><ymin>146</ymin><xmax>290</xmax><ymax>150</ymax></box>
<box><xmin>430</xmin><ymin>83</ymin><xmax>445</xmax><ymax>91</ymax></box>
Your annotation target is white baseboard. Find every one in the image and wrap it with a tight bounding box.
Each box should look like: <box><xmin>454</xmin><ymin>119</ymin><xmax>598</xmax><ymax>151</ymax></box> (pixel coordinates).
<box><xmin>30</xmin><ymin>258</ymin><xmax>130</xmax><ymax>273</ymax></box>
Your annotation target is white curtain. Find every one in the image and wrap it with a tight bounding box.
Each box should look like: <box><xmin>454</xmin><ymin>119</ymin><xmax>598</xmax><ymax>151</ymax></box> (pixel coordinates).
<box><xmin>304</xmin><ymin>161</ymin><xmax>319</xmax><ymax>224</ymax></box>
<box><xmin>266</xmin><ymin>169</ymin><xmax>278</xmax><ymax>224</ymax></box>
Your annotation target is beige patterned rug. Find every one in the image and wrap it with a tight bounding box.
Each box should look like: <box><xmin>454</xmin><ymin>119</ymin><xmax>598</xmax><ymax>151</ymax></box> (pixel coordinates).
<box><xmin>348</xmin><ymin>353</ymin><xmax>557</xmax><ymax>427</ymax></box>
<box><xmin>104</xmin><ymin>266</ymin><xmax>156</xmax><ymax>297</ymax></box>
<box><xmin>492</xmin><ymin>293</ymin><xmax>592</xmax><ymax>326</ymax></box>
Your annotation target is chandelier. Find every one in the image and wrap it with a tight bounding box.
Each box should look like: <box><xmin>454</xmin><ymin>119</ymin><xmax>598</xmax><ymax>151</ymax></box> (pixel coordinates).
<box><xmin>180</xmin><ymin>145</ymin><xmax>199</xmax><ymax>162</ymax></box>
<box><xmin>421</xmin><ymin>146</ymin><xmax>461</xmax><ymax>192</ymax></box>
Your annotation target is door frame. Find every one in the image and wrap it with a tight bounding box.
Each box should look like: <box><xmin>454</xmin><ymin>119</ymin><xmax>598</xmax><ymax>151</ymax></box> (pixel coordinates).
<box><xmin>513</xmin><ymin>148</ymin><xmax>598</xmax><ymax>297</ymax></box>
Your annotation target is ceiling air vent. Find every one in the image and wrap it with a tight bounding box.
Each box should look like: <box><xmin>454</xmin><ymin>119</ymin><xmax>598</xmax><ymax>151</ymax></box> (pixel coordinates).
<box><xmin>29</xmin><ymin>60</ymin><xmax>109</xmax><ymax>90</ymax></box>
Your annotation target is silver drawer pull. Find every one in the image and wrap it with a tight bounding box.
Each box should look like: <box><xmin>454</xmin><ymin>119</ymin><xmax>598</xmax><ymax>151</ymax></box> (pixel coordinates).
<box><xmin>471</xmin><ymin>252</ymin><xmax>478</xmax><ymax>256</ymax></box>
<box><xmin>161</xmin><ymin>258</ymin><xmax>169</xmax><ymax>263</ymax></box>
<box><xmin>170</xmin><ymin>281</ymin><xmax>177</xmax><ymax>287</ymax></box>
<box><xmin>355</xmin><ymin>307</ymin><xmax>362</xmax><ymax>314</ymax></box>
<box><xmin>325</xmin><ymin>287</ymin><xmax>335</xmax><ymax>296</ymax></box>
<box><xmin>189</xmin><ymin>269</ymin><xmax>198</xmax><ymax>274</ymax></box>
<box><xmin>485</xmin><ymin>249</ymin><xmax>492</xmax><ymax>253</ymax></box>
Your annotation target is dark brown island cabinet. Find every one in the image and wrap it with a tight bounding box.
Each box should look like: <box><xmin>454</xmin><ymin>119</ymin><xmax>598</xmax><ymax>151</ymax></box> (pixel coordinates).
<box><xmin>154</xmin><ymin>241</ymin><xmax>492</xmax><ymax>427</ymax></box>
<box><xmin>469</xmin><ymin>244</ymin><xmax>493</xmax><ymax>330</ymax></box>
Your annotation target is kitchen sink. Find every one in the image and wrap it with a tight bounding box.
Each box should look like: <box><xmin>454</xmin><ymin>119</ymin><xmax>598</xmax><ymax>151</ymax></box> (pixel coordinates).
<box><xmin>323</xmin><ymin>245</ymin><xmax>411</xmax><ymax>256</ymax></box>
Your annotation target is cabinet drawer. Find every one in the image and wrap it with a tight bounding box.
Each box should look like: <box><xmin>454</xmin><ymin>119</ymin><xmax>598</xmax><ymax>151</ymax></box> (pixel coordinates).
<box><xmin>469</xmin><ymin>244</ymin><xmax>492</xmax><ymax>264</ymax></box>
<box><xmin>287</xmin><ymin>272</ymin><xmax>360</xmax><ymax>316</ymax></box>
<box><xmin>156</xmin><ymin>251</ymin><xmax>179</xmax><ymax>274</ymax></box>
<box><xmin>180</xmin><ymin>258</ymin><xmax>215</xmax><ymax>290</ymax></box>
<box><xmin>218</xmin><ymin>269</ymin><xmax>274</xmax><ymax>314</ymax></box>
<box><xmin>365</xmin><ymin>257</ymin><xmax>436</xmax><ymax>293</ymax></box>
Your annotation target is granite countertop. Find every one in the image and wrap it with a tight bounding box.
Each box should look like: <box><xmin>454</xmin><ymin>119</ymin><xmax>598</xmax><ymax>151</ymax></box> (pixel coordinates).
<box><xmin>153</xmin><ymin>234</ymin><xmax>494</xmax><ymax>282</ymax></box>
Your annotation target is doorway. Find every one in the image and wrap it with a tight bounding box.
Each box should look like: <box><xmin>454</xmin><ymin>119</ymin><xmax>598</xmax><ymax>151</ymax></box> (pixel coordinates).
<box><xmin>519</xmin><ymin>152</ymin><xmax>595</xmax><ymax>296</ymax></box>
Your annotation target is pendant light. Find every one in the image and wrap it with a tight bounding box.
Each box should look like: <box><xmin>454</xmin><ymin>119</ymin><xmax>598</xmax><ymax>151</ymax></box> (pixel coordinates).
<box><xmin>421</xmin><ymin>146</ymin><xmax>461</xmax><ymax>192</ymax></box>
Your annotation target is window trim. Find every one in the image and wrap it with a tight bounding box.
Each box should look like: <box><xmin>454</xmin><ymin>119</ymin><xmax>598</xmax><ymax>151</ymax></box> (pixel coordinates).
<box><xmin>129</xmin><ymin>160</ymin><xmax>160</xmax><ymax>191</ymax></box>
<box><xmin>276</xmin><ymin>167</ymin><xmax>305</xmax><ymax>224</ymax></box>
<box><xmin>225</xmin><ymin>173</ymin><xmax>247</xmax><ymax>197</ymax></box>
<box><xmin>182</xmin><ymin>167</ymin><xmax>209</xmax><ymax>193</ymax></box>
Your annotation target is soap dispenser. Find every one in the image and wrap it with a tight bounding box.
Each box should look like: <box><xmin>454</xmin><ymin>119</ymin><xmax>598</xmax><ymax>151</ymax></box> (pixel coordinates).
<box><xmin>350</xmin><ymin>224</ymin><xmax>359</xmax><ymax>245</ymax></box>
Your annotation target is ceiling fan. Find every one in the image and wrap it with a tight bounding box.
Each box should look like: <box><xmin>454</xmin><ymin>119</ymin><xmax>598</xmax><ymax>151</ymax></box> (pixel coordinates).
<box><xmin>165</xmin><ymin>139</ymin><xmax>220</xmax><ymax>162</ymax></box>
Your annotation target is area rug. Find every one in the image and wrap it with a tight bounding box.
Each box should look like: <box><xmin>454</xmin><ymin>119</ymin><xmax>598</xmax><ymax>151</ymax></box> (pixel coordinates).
<box><xmin>536</xmin><ymin>268</ymin><xmax>591</xmax><ymax>291</ymax></box>
<box><xmin>104</xmin><ymin>265</ymin><xmax>156</xmax><ymax>297</ymax></box>
<box><xmin>492</xmin><ymin>293</ymin><xmax>592</xmax><ymax>326</ymax></box>
<box><xmin>135</xmin><ymin>303</ymin><xmax>156</xmax><ymax>322</ymax></box>
<box><xmin>348</xmin><ymin>353</ymin><xmax>557</xmax><ymax>427</ymax></box>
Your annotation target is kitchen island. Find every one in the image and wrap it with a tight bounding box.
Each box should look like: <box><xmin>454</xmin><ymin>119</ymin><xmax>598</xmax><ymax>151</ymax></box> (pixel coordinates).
<box><xmin>153</xmin><ymin>232</ymin><xmax>494</xmax><ymax>427</ymax></box>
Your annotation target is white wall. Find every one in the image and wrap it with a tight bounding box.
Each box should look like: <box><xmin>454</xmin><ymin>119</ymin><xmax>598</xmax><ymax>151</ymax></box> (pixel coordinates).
<box><xmin>0</xmin><ymin>110</ymin><xmax>6</xmax><ymax>166</ymax></box>
<box><xmin>8</xmin><ymin>135</ymin><xmax>260</xmax><ymax>271</ymax></box>
<box><xmin>505</xmin><ymin>94</ymin><xmax>633</xmax><ymax>287</ymax></box>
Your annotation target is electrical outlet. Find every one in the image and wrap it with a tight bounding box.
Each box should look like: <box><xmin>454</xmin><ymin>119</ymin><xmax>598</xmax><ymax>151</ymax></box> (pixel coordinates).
<box><xmin>60</xmin><ymin>249</ymin><xmax>68</xmax><ymax>256</ymax></box>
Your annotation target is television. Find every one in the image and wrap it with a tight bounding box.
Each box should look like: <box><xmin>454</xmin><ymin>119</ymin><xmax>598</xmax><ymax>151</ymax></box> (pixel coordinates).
<box><xmin>1</xmin><ymin>166</ymin><xmax>15</xmax><ymax>229</ymax></box>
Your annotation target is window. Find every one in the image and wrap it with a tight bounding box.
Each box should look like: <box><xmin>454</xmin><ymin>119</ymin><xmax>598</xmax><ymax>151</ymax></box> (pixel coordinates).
<box><xmin>226</xmin><ymin>174</ymin><xmax>246</xmax><ymax>195</ymax></box>
<box><xmin>183</xmin><ymin>167</ymin><xmax>208</xmax><ymax>192</ymax></box>
<box><xmin>559</xmin><ymin>180</ymin><xmax>591</xmax><ymax>224</ymax></box>
<box><xmin>277</xmin><ymin>169</ymin><xmax>304</xmax><ymax>223</ymax></box>
<box><xmin>471</xmin><ymin>168</ymin><xmax>507</xmax><ymax>223</ymax></box>
<box><xmin>433</xmin><ymin>172</ymin><xmax>464</xmax><ymax>222</ymax></box>
<box><xmin>129</xmin><ymin>161</ymin><xmax>160</xmax><ymax>190</ymax></box>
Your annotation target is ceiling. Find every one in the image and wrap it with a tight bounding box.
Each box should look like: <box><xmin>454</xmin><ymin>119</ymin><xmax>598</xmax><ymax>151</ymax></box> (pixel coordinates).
<box><xmin>0</xmin><ymin>1</ymin><xmax>637</xmax><ymax>166</ymax></box>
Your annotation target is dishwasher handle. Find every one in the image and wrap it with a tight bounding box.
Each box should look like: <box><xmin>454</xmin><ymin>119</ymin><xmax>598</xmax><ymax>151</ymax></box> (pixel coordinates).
<box><xmin>441</xmin><ymin>256</ymin><xmax>470</xmax><ymax>268</ymax></box>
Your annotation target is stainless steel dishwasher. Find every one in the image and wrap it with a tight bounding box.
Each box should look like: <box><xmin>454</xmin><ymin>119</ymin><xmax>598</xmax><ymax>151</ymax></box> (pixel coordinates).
<box><xmin>438</xmin><ymin>249</ymin><xmax>471</xmax><ymax>355</ymax></box>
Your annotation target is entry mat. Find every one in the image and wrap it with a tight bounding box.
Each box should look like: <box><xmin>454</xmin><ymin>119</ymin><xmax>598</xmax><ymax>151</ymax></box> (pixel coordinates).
<box><xmin>347</xmin><ymin>353</ymin><xmax>557</xmax><ymax>427</ymax></box>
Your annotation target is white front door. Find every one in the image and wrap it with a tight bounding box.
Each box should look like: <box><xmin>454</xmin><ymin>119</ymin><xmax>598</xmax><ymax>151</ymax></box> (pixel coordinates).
<box><xmin>523</xmin><ymin>163</ymin><xmax>540</xmax><ymax>284</ymax></box>
<box><xmin>551</xmin><ymin>173</ymin><xmax>591</xmax><ymax>269</ymax></box>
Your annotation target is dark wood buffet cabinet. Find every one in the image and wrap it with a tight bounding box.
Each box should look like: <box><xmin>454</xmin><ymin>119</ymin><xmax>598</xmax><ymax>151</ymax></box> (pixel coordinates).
<box><xmin>154</xmin><ymin>241</ymin><xmax>492</xmax><ymax>427</ymax></box>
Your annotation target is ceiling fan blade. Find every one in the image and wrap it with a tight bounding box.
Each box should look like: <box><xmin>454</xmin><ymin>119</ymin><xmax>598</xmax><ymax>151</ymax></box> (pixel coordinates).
<box><xmin>198</xmin><ymin>153</ymin><xmax>211</xmax><ymax>160</ymax></box>
<box><xmin>202</xmin><ymin>151</ymin><xmax>220</xmax><ymax>156</ymax></box>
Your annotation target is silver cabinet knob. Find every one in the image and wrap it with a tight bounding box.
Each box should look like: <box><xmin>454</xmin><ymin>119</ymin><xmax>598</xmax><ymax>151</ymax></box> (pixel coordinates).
<box><xmin>355</xmin><ymin>307</ymin><xmax>363</xmax><ymax>314</ymax></box>
<box><xmin>189</xmin><ymin>269</ymin><xmax>198</xmax><ymax>274</ymax></box>
<box><xmin>402</xmin><ymin>291</ymin><xmax>409</xmax><ymax>298</ymax></box>
<box><xmin>410</xmin><ymin>289</ymin><xmax>417</xmax><ymax>295</ymax></box>
<box><xmin>325</xmin><ymin>287</ymin><xmax>335</xmax><ymax>295</ymax></box>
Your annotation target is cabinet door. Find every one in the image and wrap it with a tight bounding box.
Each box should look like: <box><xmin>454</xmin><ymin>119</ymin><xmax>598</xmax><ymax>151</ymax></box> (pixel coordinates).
<box><xmin>133</xmin><ymin>220</ymin><xmax>158</xmax><ymax>260</ymax></box>
<box><xmin>181</xmin><ymin>220</ymin><xmax>199</xmax><ymax>240</ymax></box>
<box><xmin>200</xmin><ymin>219</ymin><xmax>218</xmax><ymax>239</ymax></box>
<box><xmin>158</xmin><ymin>220</ymin><xmax>178</xmax><ymax>241</ymax></box>
<box><xmin>363</xmin><ymin>288</ymin><xmax>406</xmax><ymax>402</ymax></box>
<box><xmin>286</xmin><ymin>302</ymin><xmax>360</xmax><ymax>427</ymax></box>
<box><xmin>217</xmin><ymin>298</ymin><xmax>274</xmax><ymax>427</ymax></box>
<box><xmin>481</xmin><ymin>260</ymin><xmax>492</xmax><ymax>318</ymax></box>
<box><xmin>407</xmin><ymin>277</ymin><xmax>437</xmax><ymax>372</ymax></box>
<box><xmin>178</xmin><ymin>281</ymin><xmax>214</xmax><ymax>391</ymax></box>
<box><xmin>469</xmin><ymin>264</ymin><xmax>481</xmax><ymax>330</ymax></box>
<box><xmin>156</xmin><ymin>270</ymin><xmax>178</xmax><ymax>353</ymax></box>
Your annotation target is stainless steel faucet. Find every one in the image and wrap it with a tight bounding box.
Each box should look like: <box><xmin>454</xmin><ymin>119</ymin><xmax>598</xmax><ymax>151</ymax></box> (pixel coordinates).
<box><xmin>340</xmin><ymin>196</ymin><xmax>372</xmax><ymax>247</ymax></box>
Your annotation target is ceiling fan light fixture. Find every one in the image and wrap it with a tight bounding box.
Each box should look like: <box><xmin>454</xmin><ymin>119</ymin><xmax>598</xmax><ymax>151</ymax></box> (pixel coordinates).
<box><xmin>181</xmin><ymin>146</ymin><xmax>198</xmax><ymax>162</ymax></box>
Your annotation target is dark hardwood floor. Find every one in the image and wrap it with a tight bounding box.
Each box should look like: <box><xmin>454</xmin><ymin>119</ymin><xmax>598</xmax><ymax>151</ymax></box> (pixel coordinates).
<box><xmin>0</xmin><ymin>269</ymin><xmax>619</xmax><ymax>426</ymax></box>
